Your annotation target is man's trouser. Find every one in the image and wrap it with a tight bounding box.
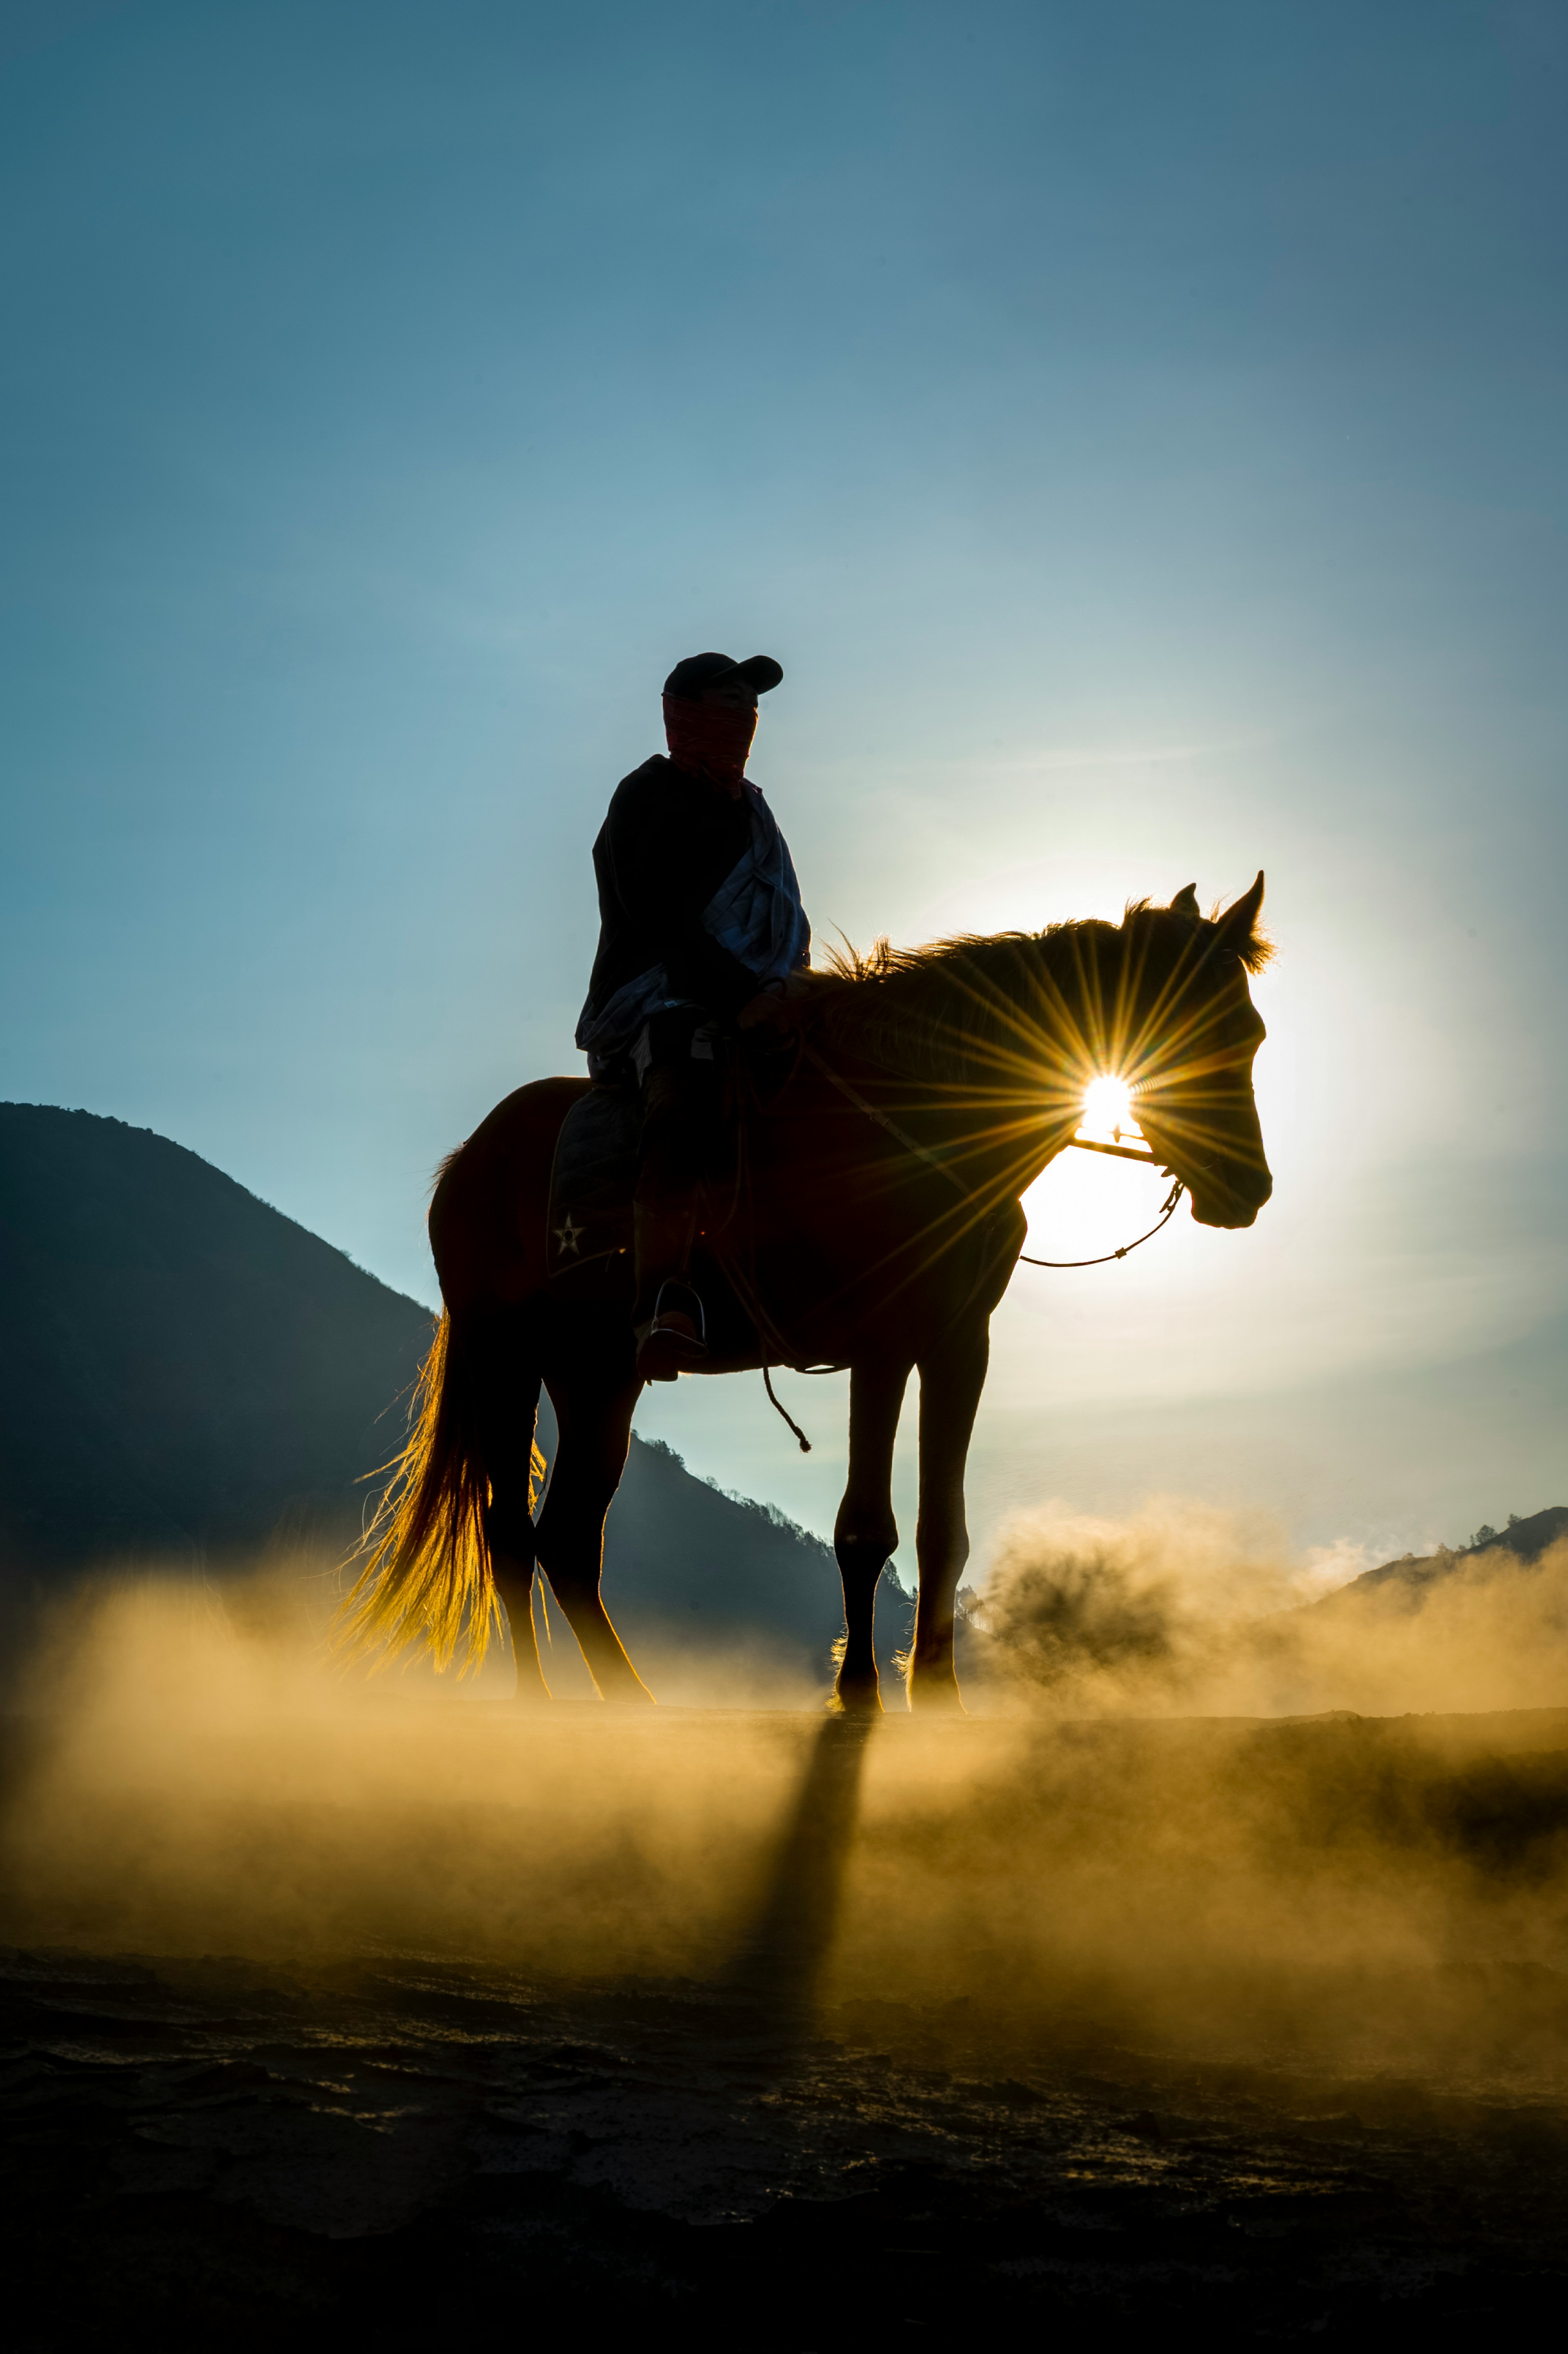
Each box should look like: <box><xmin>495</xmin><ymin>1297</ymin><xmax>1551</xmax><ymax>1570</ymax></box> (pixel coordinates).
<box><xmin>632</xmin><ymin>1005</ymin><xmax>723</xmax><ymax>1326</ymax></box>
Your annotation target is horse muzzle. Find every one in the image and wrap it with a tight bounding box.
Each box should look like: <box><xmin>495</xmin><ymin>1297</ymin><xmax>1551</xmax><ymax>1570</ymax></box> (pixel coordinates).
<box><xmin>1187</xmin><ymin>1163</ymin><xmax>1273</xmax><ymax>1229</ymax></box>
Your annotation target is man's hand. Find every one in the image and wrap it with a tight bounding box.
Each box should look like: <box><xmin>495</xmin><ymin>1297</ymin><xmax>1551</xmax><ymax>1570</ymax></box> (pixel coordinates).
<box><xmin>738</xmin><ymin>990</ymin><xmax>795</xmax><ymax>1034</ymax></box>
<box><xmin>738</xmin><ymin>973</ymin><xmax>812</xmax><ymax>1035</ymax></box>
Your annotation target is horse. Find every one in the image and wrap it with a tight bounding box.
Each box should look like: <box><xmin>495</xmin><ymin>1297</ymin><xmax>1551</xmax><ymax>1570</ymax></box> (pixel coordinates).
<box><xmin>340</xmin><ymin>875</ymin><xmax>1273</xmax><ymax>1713</ymax></box>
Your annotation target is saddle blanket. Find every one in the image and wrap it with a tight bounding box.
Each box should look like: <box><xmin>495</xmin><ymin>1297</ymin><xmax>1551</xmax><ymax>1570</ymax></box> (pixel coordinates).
<box><xmin>546</xmin><ymin>1083</ymin><xmax>641</xmax><ymax>1284</ymax></box>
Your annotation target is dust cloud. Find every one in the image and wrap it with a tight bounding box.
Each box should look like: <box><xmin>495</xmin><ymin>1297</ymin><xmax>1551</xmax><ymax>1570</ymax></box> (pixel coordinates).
<box><xmin>0</xmin><ymin>1557</ymin><xmax>828</xmax><ymax>1980</ymax></box>
<box><xmin>964</xmin><ymin>1498</ymin><xmax>1568</xmax><ymax>1721</ymax></box>
<box><xmin>3</xmin><ymin>1534</ymin><xmax>1568</xmax><ymax>2092</ymax></box>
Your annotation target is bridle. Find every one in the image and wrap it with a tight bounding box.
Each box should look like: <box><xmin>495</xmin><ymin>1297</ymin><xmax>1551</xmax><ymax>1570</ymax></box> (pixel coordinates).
<box><xmin>801</xmin><ymin>1044</ymin><xmax>1189</xmax><ymax>1272</ymax></box>
<box><xmin>1017</xmin><ymin>1146</ymin><xmax>1186</xmax><ymax>1267</ymax></box>
<box><xmin>1017</xmin><ymin>923</ymin><xmax>1260</xmax><ymax>1264</ymax></box>
<box><xmin>747</xmin><ymin>1044</ymin><xmax>1199</xmax><ymax>1454</ymax></box>
<box><xmin>749</xmin><ymin>918</ymin><xmax>1258</xmax><ymax>1445</ymax></box>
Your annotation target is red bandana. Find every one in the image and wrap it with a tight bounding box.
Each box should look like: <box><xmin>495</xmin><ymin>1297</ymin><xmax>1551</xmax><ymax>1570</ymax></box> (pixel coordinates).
<box><xmin>662</xmin><ymin>695</ymin><xmax>757</xmax><ymax>798</ymax></box>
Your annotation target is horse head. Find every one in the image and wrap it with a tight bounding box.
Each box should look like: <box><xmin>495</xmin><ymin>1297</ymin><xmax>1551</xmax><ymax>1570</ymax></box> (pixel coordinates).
<box><xmin>1100</xmin><ymin>875</ymin><xmax>1274</xmax><ymax>1231</ymax></box>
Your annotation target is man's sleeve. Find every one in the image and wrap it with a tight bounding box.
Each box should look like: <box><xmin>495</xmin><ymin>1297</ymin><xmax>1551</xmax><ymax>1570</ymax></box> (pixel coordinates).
<box><xmin>604</xmin><ymin>775</ymin><xmax>757</xmax><ymax>1016</ymax></box>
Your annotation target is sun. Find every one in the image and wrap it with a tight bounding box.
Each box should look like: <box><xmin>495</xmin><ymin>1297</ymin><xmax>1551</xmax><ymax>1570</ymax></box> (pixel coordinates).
<box><xmin>1080</xmin><ymin>1074</ymin><xmax>1135</xmax><ymax>1136</ymax></box>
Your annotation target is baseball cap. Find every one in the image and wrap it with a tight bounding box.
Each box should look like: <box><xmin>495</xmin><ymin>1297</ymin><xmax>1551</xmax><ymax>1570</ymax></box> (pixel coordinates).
<box><xmin>663</xmin><ymin>651</ymin><xmax>784</xmax><ymax>700</ymax></box>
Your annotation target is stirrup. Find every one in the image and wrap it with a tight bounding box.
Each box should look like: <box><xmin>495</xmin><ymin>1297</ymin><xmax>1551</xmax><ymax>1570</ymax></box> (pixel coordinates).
<box><xmin>635</xmin><ymin>1283</ymin><xmax>708</xmax><ymax>1383</ymax></box>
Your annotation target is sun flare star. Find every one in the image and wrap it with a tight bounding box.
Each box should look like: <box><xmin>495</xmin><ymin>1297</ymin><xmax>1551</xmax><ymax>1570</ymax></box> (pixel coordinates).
<box><xmin>1081</xmin><ymin>1074</ymin><xmax>1135</xmax><ymax>1134</ymax></box>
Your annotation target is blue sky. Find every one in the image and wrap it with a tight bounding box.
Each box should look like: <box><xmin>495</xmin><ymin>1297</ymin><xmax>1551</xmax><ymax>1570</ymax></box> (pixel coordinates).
<box><xmin>3</xmin><ymin>0</ymin><xmax>1565</xmax><ymax>1570</ymax></box>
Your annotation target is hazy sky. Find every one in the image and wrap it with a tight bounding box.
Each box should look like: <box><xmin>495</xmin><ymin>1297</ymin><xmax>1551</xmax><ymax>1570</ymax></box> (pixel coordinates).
<box><xmin>4</xmin><ymin>1</ymin><xmax>1565</xmax><ymax>1572</ymax></box>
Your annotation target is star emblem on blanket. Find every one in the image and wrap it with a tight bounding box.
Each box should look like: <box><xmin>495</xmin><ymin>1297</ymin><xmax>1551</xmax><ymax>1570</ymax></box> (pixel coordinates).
<box><xmin>553</xmin><ymin>1213</ymin><xmax>584</xmax><ymax>1258</ymax></box>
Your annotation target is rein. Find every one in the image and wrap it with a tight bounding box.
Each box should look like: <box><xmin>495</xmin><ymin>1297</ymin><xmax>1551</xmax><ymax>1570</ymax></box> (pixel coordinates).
<box><xmin>1016</xmin><ymin>1172</ymin><xmax>1185</xmax><ymax>1266</ymax></box>
<box><xmin>800</xmin><ymin>1043</ymin><xmax>1186</xmax><ymax>1269</ymax></box>
<box><xmin>800</xmin><ymin>1045</ymin><xmax>968</xmax><ymax>1195</ymax></box>
<box><xmin>747</xmin><ymin>1042</ymin><xmax>1188</xmax><ymax>1454</ymax></box>
<box><xmin>745</xmin><ymin>910</ymin><xmax>1258</xmax><ymax>1449</ymax></box>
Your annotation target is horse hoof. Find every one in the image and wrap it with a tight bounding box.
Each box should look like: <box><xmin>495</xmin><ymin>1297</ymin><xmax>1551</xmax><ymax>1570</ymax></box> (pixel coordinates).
<box><xmin>907</xmin><ymin>1677</ymin><xmax>967</xmax><ymax>1715</ymax></box>
<box><xmin>831</xmin><ymin>1681</ymin><xmax>883</xmax><ymax>1717</ymax></box>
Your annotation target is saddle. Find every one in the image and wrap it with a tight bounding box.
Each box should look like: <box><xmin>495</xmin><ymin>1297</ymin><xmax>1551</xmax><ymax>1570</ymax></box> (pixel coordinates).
<box><xmin>545</xmin><ymin>1082</ymin><xmax>641</xmax><ymax>1295</ymax></box>
<box><xmin>545</xmin><ymin>1055</ymin><xmax>1015</xmax><ymax>1360</ymax></box>
<box><xmin>545</xmin><ymin>1071</ymin><xmax>757</xmax><ymax>1340</ymax></box>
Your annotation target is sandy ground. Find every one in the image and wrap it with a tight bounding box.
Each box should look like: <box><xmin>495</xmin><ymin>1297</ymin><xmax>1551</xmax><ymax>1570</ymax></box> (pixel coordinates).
<box><xmin>4</xmin><ymin>1696</ymin><xmax>1568</xmax><ymax>2343</ymax></box>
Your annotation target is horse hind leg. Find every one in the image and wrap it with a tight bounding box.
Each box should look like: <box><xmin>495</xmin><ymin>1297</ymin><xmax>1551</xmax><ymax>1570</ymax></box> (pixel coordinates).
<box><xmin>476</xmin><ymin>1345</ymin><xmax>552</xmax><ymax>1704</ymax></box>
<box><xmin>535</xmin><ymin>1369</ymin><xmax>655</xmax><ymax>1705</ymax></box>
<box><xmin>490</xmin><ymin>1512</ymin><xmax>551</xmax><ymax>1705</ymax></box>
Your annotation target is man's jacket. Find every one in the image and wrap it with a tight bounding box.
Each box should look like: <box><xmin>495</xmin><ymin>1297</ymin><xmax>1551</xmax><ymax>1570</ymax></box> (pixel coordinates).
<box><xmin>576</xmin><ymin>757</ymin><xmax>810</xmax><ymax>1071</ymax></box>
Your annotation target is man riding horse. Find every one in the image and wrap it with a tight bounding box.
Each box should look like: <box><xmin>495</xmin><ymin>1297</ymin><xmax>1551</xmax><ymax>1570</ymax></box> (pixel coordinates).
<box><xmin>341</xmin><ymin>641</ymin><xmax>1274</xmax><ymax>1713</ymax></box>
<box><xmin>576</xmin><ymin>650</ymin><xmax>811</xmax><ymax>1385</ymax></box>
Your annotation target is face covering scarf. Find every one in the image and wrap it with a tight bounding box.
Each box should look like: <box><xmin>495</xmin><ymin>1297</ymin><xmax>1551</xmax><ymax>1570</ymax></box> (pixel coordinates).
<box><xmin>662</xmin><ymin>695</ymin><xmax>757</xmax><ymax>797</ymax></box>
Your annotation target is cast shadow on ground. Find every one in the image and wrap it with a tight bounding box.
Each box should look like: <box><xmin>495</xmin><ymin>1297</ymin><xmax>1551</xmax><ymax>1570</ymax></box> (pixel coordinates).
<box><xmin>721</xmin><ymin>1713</ymin><xmax>875</xmax><ymax>2027</ymax></box>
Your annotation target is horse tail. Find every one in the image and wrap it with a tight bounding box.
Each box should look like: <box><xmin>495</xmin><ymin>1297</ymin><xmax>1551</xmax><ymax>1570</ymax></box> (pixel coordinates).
<box><xmin>334</xmin><ymin>1307</ymin><xmax>544</xmax><ymax>1675</ymax></box>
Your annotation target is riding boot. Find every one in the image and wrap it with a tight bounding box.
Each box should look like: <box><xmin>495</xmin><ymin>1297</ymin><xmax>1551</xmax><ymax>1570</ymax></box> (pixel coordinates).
<box><xmin>631</xmin><ymin>1044</ymin><xmax>717</xmax><ymax>1382</ymax></box>
<box><xmin>632</xmin><ymin>1199</ymin><xmax>708</xmax><ymax>1382</ymax></box>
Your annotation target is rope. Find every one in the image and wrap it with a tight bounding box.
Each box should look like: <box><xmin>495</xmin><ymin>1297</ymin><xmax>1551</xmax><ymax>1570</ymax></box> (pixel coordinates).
<box><xmin>1019</xmin><ymin>1177</ymin><xmax>1185</xmax><ymax>1267</ymax></box>
<box><xmin>763</xmin><ymin>1365</ymin><xmax>813</xmax><ymax>1453</ymax></box>
<box><xmin>749</xmin><ymin>1046</ymin><xmax>1185</xmax><ymax>1452</ymax></box>
<box><xmin>805</xmin><ymin>1041</ymin><xmax>1185</xmax><ymax>1271</ymax></box>
<box><xmin>712</xmin><ymin>1051</ymin><xmax>844</xmax><ymax>1454</ymax></box>
<box><xmin>801</xmin><ymin>1044</ymin><xmax>969</xmax><ymax>1196</ymax></box>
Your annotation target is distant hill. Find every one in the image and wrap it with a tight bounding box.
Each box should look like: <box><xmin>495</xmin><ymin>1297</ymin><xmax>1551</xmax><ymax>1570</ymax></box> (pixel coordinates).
<box><xmin>0</xmin><ymin>1105</ymin><xmax>858</xmax><ymax>1669</ymax></box>
<box><xmin>0</xmin><ymin>1104</ymin><xmax>430</xmax><ymax>1568</ymax></box>
<box><xmin>1310</xmin><ymin>1504</ymin><xmax>1568</xmax><ymax>1615</ymax></box>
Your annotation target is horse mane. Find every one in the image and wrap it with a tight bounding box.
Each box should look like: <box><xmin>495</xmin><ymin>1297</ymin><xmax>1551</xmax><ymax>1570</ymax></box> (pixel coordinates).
<box><xmin>811</xmin><ymin>898</ymin><xmax>1271</xmax><ymax>1081</ymax></box>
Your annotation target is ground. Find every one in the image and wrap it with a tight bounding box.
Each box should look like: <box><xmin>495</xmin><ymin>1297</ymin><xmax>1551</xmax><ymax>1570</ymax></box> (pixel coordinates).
<box><xmin>4</xmin><ymin>1701</ymin><xmax>1568</xmax><ymax>2344</ymax></box>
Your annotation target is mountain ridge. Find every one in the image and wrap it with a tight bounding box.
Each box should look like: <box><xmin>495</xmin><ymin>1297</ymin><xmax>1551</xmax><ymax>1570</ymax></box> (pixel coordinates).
<box><xmin>1310</xmin><ymin>1502</ymin><xmax>1568</xmax><ymax>1614</ymax></box>
<box><xmin>0</xmin><ymin>1102</ymin><xmax>858</xmax><ymax>1667</ymax></box>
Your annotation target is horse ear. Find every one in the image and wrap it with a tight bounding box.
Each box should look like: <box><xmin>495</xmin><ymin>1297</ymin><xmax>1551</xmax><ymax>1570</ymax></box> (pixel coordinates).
<box><xmin>1170</xmin><ymin>883</ymin><xmax>1200</xmax><ymax>922</ymax></box>
<box><xmin>1214</xmin><ymin>871</ymin><xmax>1265</xmax><ymax>950</ymax></box>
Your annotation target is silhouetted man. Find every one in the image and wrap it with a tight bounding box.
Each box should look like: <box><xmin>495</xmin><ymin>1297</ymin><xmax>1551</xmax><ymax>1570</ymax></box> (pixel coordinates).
<box><xmin>576</xmin><ymin>652</ymin><xmax>811</xmax><ymax>1383</ymax></box>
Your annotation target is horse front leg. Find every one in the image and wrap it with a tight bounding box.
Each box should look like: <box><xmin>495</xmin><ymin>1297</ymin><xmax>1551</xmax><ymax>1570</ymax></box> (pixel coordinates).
<box><xmin>909</xmin><ymin>1315</ymin><xmax>989</xmax><ymax>1713</ymax></box>
<box><xmin>832</xmin><ymin>1354</ymin><xmax>912</xmax><ymax>1714</ymax></box>
<box><xmin>535</xmin><ymin>1373</ymin><xmax>655</xmax><ymax>1704</ymax></box>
